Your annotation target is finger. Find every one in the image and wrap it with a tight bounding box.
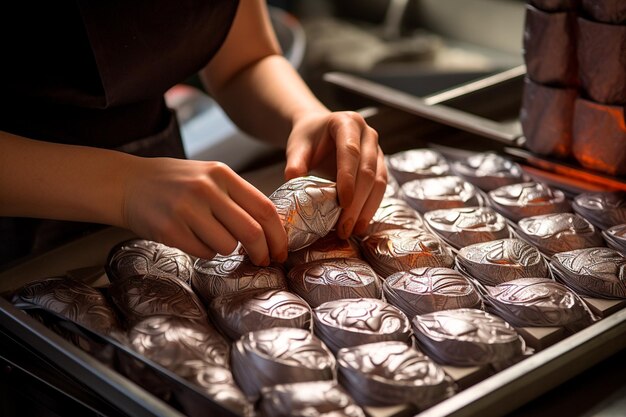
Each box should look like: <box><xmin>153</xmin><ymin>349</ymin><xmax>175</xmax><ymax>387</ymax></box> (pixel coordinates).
<box><xmin>329</xmin><ymin>112</ymin><xmax>365</xmax><ymax>209</ymax></box>
<box><xmin>161</xmin><ymin>221</ymin><xmax>218</xmax><ymax>260</ymax></box>
<box><xmin>285</xmin><ymin>135</ymin><xmax>313</xmax><ymax>180</ymax></box>
<box><xmin>354</xmin><ymin>147</ymin><xmax>388</xmax><ymax>236</ymax></box>
<box><xmin>185</xmin><ymin>209</ymin><xmax>239</xmax><ymax>256</ymax></box>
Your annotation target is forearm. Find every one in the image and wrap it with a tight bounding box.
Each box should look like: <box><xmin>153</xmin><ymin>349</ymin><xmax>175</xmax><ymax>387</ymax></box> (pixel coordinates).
<box><xmin>0</xmin><ymin>131</ymin><xmax>135</xmax><ymax>227</ymax></box>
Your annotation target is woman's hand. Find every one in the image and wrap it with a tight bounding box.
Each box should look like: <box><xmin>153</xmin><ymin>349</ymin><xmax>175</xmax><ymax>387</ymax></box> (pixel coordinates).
<box><xmin>284</xmin><ymin>111</ymin><xmax>387</xmax><ymax>239</ymax></box>
<box><xmin>123</xmin><ymin>158</ymin><xmax>288</xmax><ymax>266</ymax></box>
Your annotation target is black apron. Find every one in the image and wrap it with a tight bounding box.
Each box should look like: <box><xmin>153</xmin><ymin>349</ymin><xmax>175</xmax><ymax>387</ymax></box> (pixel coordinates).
<box><xmin>0</xmin><ymin>0</ymin><xmax>239</xmax><ymax>268</ymax></box>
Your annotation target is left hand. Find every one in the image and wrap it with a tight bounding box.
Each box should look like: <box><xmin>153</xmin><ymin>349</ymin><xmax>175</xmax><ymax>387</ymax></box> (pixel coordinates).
<box><xmin>284</xmin><ymin>110</ymin><xmax>387</xmax><ymax>239</ymax></box>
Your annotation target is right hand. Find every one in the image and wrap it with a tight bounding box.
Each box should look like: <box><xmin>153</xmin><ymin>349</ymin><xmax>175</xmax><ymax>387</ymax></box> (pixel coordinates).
<box><xmin>123</xmin><ymin>158</ymin><xmax>288</xmax><ymax>266</ymax></box>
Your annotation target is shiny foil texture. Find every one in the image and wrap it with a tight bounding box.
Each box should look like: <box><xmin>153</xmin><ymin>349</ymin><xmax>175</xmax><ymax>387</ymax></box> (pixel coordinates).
<box><xmin>602</xmin><ymin>224</ymin><xmax>626</xmax><ymax>256</ymax></box>
<box><xmin>192</xmin><ymin>253</ymin><xmax>286</xmax><ymax>301</ymax></box>
<box><xmin>488</xmin><ymin>182</ymin><xmax>570</xmax><ymax>222</ymax></box>
<box><xmin>287</xmin><ymin>258</ymin><xmax>382</xmax><ymax>308</ymax></box>
<box><xmin>366</xmin><ymin>198</ymin><xmax>424</xmax><ymax>235</ymax></box>
<box><xmin>384</xmin><ymin>172</ymin><xmax>400</xmax><ymax>198</ymax></box>
<box><xmin>259</xmin><ymin>381</ymin><xmax>365</xmax><ymax>417</ymax></box>
<box><xmin>383</xmin><ymin>267</ymin><xmax>482</xmax><ymax>318</ymax></box>
<box><xmin>209</xmin><ymin>289</ymin><xmax>312</xmax><ymax>340</ymax></box>
<box><xmin>269</xmin><ymin>176</ymin><xmax>341</xmax><ymax>251</ymax></box>
<box><xmin>424</xmin><ymin>207</ymin><xmax>509</xmax><ymax>250</ymax></box>
<box><xmin>451</xmin><ymin>152</ymin><xmax>525</xmax><ymax>191</ymax></box>
<box><xmin>231</xmin><ymin>327</ymin><xmax>336</xmax><ymax>400</ymax></box>
<box><xmin>312</xmin><ymin>298</ymin><xmax>411</xmax><ymax>353</ymax></box>
<box><xmin>573</xmin><ymin>191</ymin><xmax>626</xmax><ymax>230</ymax></box>
<box><xmin>517</xmin><ymin>213</ymin><xmax>604</xmax><ymax>256</ymax></box>
<box><xmin>387</xmin><ymin>149</ymin><xmax>450</xmax><ymax>184</ymax></box>
<box><xmin>456</xmin><ymin>239</ymin><xmax>549</xmax><ymax>286</ymax></box>
<box><xmin>412</xmin><ymin>308</ymin><xmax>526</xmax><ymax>367</ymax></box>
<box><xmin>337</xmin><ymin>341</ymin><xmax>453</xmax><ymax>408</ymax></box>
<box><xmin>484</xmin><ymin>278</ymin><xmax>593</xmax><ymax>331</ymax></box>
<box><xmin>361</xmin><ymin>229</ymin><xmax>455</xmax><ymax>279</ymax></box>
<box><xmin>551</xmin><ymin>247</ymin><xmax>626</xmax><ymax>299</ymax></box>
<box><xmin>287</xmin><ymin>231</ymin><xmax>361</xmax><ymax>268</ymax></box>
<box><xmin>401</xmin><ymin>176</ymin><xmax>480</xmax><ymax>213</ymax></box>
<box><xmin>106</xmin><ymin>238</ymin><xmax>193</xmax><ymax>283</ymax></box>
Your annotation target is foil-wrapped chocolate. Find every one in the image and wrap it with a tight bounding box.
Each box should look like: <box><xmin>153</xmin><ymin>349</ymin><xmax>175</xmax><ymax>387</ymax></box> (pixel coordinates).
<box><xmin>517</xmin><ymin>213</ymin><xmax>604</xmax><ymax>256</ymax></box>
<box><xmin>312</xmin><ymin>298</ymin><xmax>411</xmax><ymax>353</ymax></box>
<box><xmin>551</xmin><ymin>248</ymin><xmax>626</xmax><ymax>299</ymax></box>
<box><xmin>109</xmin><ymin>274</ymin><xmax>208</xmax><ymax>325</ymax></box>
<box><xmin>401</xmin><ymin>176</ymin><xmax>480</xmax><ymax>213</ymax></box>
<box><xmin>572</xmin><ymin>192</ymin><xmax>626</xmax><ymax>230</ymax></box>
<box><xmin>387</xmin><ymin>149</ymin><xmax>450</xmax><ymax>184</ymax></box>
<box><xmin>366</xmin><ymin>198</ymin><xmax>424</xmax><ymax>235</ymax></box>
<box><xmin>384</xmin><ymin>172</ymin><xmax>400</xmax><ymax>198</ymax></box>
<box><xmin>259</xmin><ymin>381</ymin><xmax>366</xmax><ymax>417</ymax></box>
<box><xmin>483</xmin><ymin>278</ymin><xmax>593</xmax><ymax>331</ymax></box>
<box><xmin>337</xmin><ymin>342</ymin><xmax>453</xmax><ymax>408</ymax></box>
<box><xmin>451</xmin><ymin>152</ymin><xmax>525</xmax><ymax>191</ymax></box>
<box><xmin>412</xmin><ymin>309</ymin><xmax>526</xmax><ymax>367</ymax></box>
<box><xmin>192</xmin><ymin>253</ymin><xmax>286</xmax><ymax>301</ymax></box>
<box><xmin>209</xmin><ymin>289</ymin><xmax>312</xmax><ymax>340</ymax></box>
<box><xmin>456</xmin><ymin>239</ymin><xmax>549</xmax><ymax>286</ymax></box>
<box><xmin>488</xmin><ymin>182</ymin><xmax>570</xmax><ymax>222</ymax></box>
<box><xmin>231</xmin><ymin>328</ymin><xmax>336</xmax><ymax>400</ymax></box>
<box><xmin>269</xmin><ymin>176</ymin><xmax>341</xmax><ymax>251</ymax></box>
<box><xmin>424</xmin><ymin>207</ymin><xmax>510</xmax><ymax>249</ymax></box>
<box><xmin>106</xmin><ymin>238</ymin><xmax>193</xmax><ymax>283</ymax></box>
<box><xmin>603</xmin><ymin>224</ymin><xmax>626</xmax><ymax>256</ymax></box>
<box><xmin>287</xmin><ymin>231</ymin><xmax>361</xmax><ymax>268</ymax></box>
<box><xmin>383</xmin><ymin>268</ymin><xmax>482</xmax><ymax>318</ymax></box>
<box><xmin>287</xmin><ymin>258</ymin><xmax>382</xmax><ymax>308</ymax></box>
<box><xmin>361</xmin><ymin>229</ymin><xmax>455</xmax><ymax>279</ymax></box>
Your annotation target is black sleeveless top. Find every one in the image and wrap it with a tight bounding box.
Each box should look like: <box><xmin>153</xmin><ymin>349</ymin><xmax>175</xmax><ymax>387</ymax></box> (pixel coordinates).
<box><xmin>0</xmin><ymin>0</ymin><xmax>239</xmax><ymax>268</ymax></box>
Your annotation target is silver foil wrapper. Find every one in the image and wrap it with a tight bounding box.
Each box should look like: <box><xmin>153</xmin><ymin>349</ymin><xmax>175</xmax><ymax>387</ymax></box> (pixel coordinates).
<box><xmin>192</xmin><ymin>253</ymin><xmax>286</xmax><ymax>301</ymax></box>
<box><xmin>384</xmin><ymin>172</ymin><xmax>400</xmax><ymax>198</ymax></box>
<box><xmin>106</xmin><ymin>238</ymin><xmax>193</xmax><ymax>283</ymax></box>
<box><xmin>287</xmin><ymin>258</ymin><xmax>382</xmax><ymax>308</ymax></box>
<box><xmin>488</xmin><ymin>182</ymin><xmax>570</xmax><ymax>222</ymax></box>
<box><xmin>366</xmin><ymin>197</ymin><xmax>424</xmax><ymax>235</ymax></box>
<box><xmin>312</xmin><ymin>298</ymin><xmax>411</xmax><ymax>353</ymax></box>
<box><xmin>231</xmin><ymin>327</ymin><xmax>336</xmax><ymax>401</ymax></box>
<box><xmin>603</xmin><ymin>224</ymin><xmax>626</xmax><ymax>256</ymax></box>
<box><xmin>269</xmin><ymin>176</ymin><xmax>341</xmax><ymax>251</ymax></box>
<box><xmin>109</xmin><ymin>274</ymin><xmax>208</xmax><ymax>325</ymax></box>
<box><xmin>287</xmin><ymin>231</ymin><xmax>361</xmax><ymax>268</ymax></box>
<box><xmin>551</xmin><ymin>248</ymin><xmax>626</xmax><ymax>299</ymax></box>
<box><xmin>401</xmin><ymin>176</ymin><xmax>480</xmax><ymax>213</ymax></box>
<box><xmin>387</xmin><ymin>149</ymin><xmax>450</xmax><ymax>184</ymax></box>
<box><xmin>412</xmin><ymin>308</ymin><xmax>526</xmax><ymax>367</ymax></box>
<box><xmin>572</xmin><ymin>192</ymin><xmax>626</xmax><ymax>230</ymax></box>
<box><xmin>337</xmin><ymin>342</ymin><xmax>453</xmax><ymax>409</ymax></box>
<box><xmin>361</xmin><ymin>229</ymin><xmax>455</xmax><ymax>279</ymax></box>
<box><xmin>484</xmin><ymin>278</ymin><xmax>593</xmax><ymax>331</ymax></box>
<box><xmin>259</xmin><ymin>381</ymin><xmax>365</xmax><ymax>417</ymax></box>
<box><xmin>383</xmin><ymin>267</ymin><xmax>482</xmax><ymax>318</ymax></box>
<box><xmin>424</xmin><ymin>207</ymin><xmax>510</xmax><ymax>249</ymax></box>
<box><xmin>209</xmin><ymin>289</ymin><xmax>312</xmax><ymax>340</ymax></box>
<box><xmin>456</xmin><ymin>239</ymin><xmax>549</xmax><ymax>286</ymax></box>
<box><xmin>451</xmin><ymin>152</ymin><xmax>525</xmax><ymax>191</ymax></box>
<box><xmin>517</xmin><ymin>213</ymin><xmax>604</xmax><ymax>256</ymax></box>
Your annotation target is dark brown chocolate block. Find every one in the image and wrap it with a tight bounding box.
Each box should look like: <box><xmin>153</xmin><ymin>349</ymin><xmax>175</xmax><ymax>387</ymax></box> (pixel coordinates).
<box><xmin>106</xmin><ymin>238</ymin><xmax>193</xmax><ymax>283</ymax></box>
<box><xmin>387</xmin><ymin>149</ymin><xmax>450</xmax><ymax>184</ymax></box>
<box><xmin>572</xmin><ymin>192</ymin><xmax>626</xmax><ymax>230</ymax></box>
<box><xmin>581</xmin><ymin>0</ymin><xmax>626</xmax><ymax>23</ymax></box>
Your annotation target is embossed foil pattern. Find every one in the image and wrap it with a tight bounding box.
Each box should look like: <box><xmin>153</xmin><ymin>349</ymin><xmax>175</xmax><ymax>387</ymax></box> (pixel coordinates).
<box><xmin>384</xmin><ymin>173</ymin><xmax>400</xmax><ymax>198</ymax></box>
<box><xmin>192</xmin><ymin>253</ymin><xmax>286</xmax><ymax>301</ymax></box>
<box><xmin>209</xmin><ymin>289</ymin><xmax>311</xmax><ymax>340</ymax></box>
<box><xmin>517</xmin><ymin>213</ymin><xmax>604</xmax><ymax>256</ymax></box>
<box><xmin>361</xmin><ymin>229</ymin><xmax>455</xmax><ymax>279</ymax></box>
<box><xmin>383</xmin><ymin>268</ymin><xmax>482</xmax><ymax>318</ymax></box>
<box><xmin>231</xmin><ymin>327</ymin><xmax>336</xmax><ymax>400</ymax></box>
<box><xmin>412</xmin><ymin>308</ymin><xmax>525</xmax><ymax>367</ymax></box>
<box><xmin>287</xmin><ymin>231</ymin><xmax>361</xmax><ymax>268</ymax></box>
<box><xmin>551</xmin><ymin>248</ymin><xmax>626</xmax><ymax>299</ymax></box>
<box><xmin>424</xmin><ymin>207</ymin><xmax>509</xmax><ymax>249</ymax></box>
<box><xmin>312</xmin><ymin>298</ymin><xmax>411</xmax><ymax>353</ymax></box>
<box><xmin>337</xmin><ymin>341</ymin><xmax>453</xmax><ymax>408</ymax></box>
<box><xmin>287</xmin><ymin>258</ymin><xmax>382</xmax><ymax>308</ymax></box>
<box><xmin>259</xmin><ymin>381</ymin><xmax>366</xmax><ymax>417</ymax></box>
<box><xmin>484</xmin><ymin>278</ymin><xmax>593</xmax><ymax>330</ymax></box>
<box><xmin>387</xmin><ymin>149</ymin><xmax>450</xmax><ymax>184</ymax></box>
<box><xmin>366</xmin><ymin>197</ymin><xmax>424</xmax><ymax>235</ymax></box>
<box><xmin>573</xmin><ymin>192</ymin><xmax>626</xmax><ymax>230</ymax></box>
<box><xmin>603</xmin><ymin>224</ymin><xmax>626</xmax><ymax>255</ymax></box>
<box><xmin>269</xmin><ymin>176</ymin><xmax>341</xmax><ymax>251</ymax></box>
<box><xmin>106</xmin><ymin>239</ymin><xmax>193</xmax><ymax>283</ymax></box>
<box><xmin>451</xmin><ymin>152</ymin><xmax>525</xmax><ymax>191</ymax></box>
<box><xmin>488</xmin><ymin>182</ymin><xmax>570</xmax><ymax>222</ymax></box>
<box><xmin>401</xmin><ymin>176</ymin><xmax>480</xmax><ymax>213</ymax></box>
<box><xmin>457</xmin><ymin>239</ymin><xmax>549</xmax><ymax>286</ymax></box>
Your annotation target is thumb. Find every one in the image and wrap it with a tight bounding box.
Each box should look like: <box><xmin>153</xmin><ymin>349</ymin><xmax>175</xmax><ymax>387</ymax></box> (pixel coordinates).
<box><xmin>284</xmin><ymin>138</ymin><xmax>313</xmax><ymax>180</ymax></box>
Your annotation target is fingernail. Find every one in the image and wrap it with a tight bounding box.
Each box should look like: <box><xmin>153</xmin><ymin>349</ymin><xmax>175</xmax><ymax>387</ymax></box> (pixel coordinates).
<box><xmin>341</xmin><ymin>218</ymin><xmax>354</xmax><ymax>238</ymax></box>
